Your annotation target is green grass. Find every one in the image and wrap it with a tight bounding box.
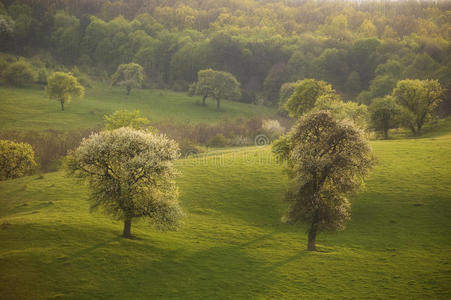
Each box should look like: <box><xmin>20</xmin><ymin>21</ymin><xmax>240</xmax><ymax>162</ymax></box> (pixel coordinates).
<box><xmin>1</xmin><ymin>129</ymin><xmax>451</xmax><ymax>298</ymax></box>
<box><xmin>0</xmin><ymin>85</ymin><xmax>275</xmax><ymax>130</ymax></box>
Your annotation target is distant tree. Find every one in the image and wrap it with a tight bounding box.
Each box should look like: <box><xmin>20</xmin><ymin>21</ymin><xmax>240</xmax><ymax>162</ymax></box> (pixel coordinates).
<box><xmin>274</xmin><ymin>111</ymin><xmax>373</xmax><ymax>251</ymax></box>
<box><xmin>285</xmin><ymin>79</ymin><xmax>336</xmax><ymax>118</ymax></box>
<box><xmin>369</xmin><ymin>96</ymin><xmax>401</xmax><ymax>139</ymax></box>
<box><xmin>111</xmin><ymin>63</ymin><xmax>144</xmax><ymax>95</ymax></box>
<box><xmin>191</xmin><ymin>69</ymin><xmax>215</xmax><ymax>106</ymax></box>
<box><xmin>0</xmin><ymin>140</ymin><xmax>37</xmax><ymax>181</ymax></box>
<box><xmin>192</xmin><ymin>69</ymin><xmax>241</xmax><ymax>111</ymax></box>
<box><xmin>2</xmin><ymin>60</ymin><xmax>35</xmax><ymax>86</ymax></box>
<box><xmin>66</xmin><ymin>127</ymin><xmax>183</xmax><ymax>238</ymax></box>
<box><xmin>279</xmin><ymin>81</ymin><xmax>301</xmax><ymax>109</ymax></box>
<box><xmin>392</xmin><ymin>79</ymin><xmax>444</xmax><ymax>135</ymax></box>
<box><xmin>104</xmin><ymin>109</ymin><xmax>150</xmax><ymax>130</ymax></box>
<box><xmin>46</xmin><ymin>72</ymin><xmax>84</xmax><ymax>111</ymax></box>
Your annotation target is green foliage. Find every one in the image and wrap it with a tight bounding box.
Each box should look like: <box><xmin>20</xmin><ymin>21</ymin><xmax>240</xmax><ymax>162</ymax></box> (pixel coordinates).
<box><xmin>369</xmin><ymin>96</ymin><xmax>401</xmax><ymax>139</ymax></box>
<box><xmin>104</xmin><ymin>109</ymin><xmax>150</xmax><ymax>130</ymax></box>
<box><xmin>278</xmin><ymin>81</ymin><xmax>300</xmax><ymax>109</ymax></box>
<box><xmin>66</xmin><ymin>127</ymin><xmax>182</xmax><ymax>237</ymax></box>
<box><xmin>284</xmin><ymin>79</ymin><xmax>336</xmax><ymax>118</ymax></box>
<box><xmin>392</xmin><ymin>79</ymin><xmax>444</xmax><ymax>135</ymax></box>
<box><xmin>207</xmin><ymin>133</ymin><xmax>230</xmax><ymax>148</ymax></box>
<box><xmin>2</xmin><ymin>60</ymin><xmax>35</xmax><ymax>86</ymax></box>
<box><xmin>313</xmin><ymin>96</ymin><xmax>369</xmax><ymax>130</ymax></box>
<box><xmin>46</xmin><ymin>72</ymin><xmax>85</xmax><ymax>111</ymax></box>
<box><xmin>111</xmin><ymin>63</ymin><xmax>144</xmax><ymax>95</ymax></box>
<box><xmin>283</xmin><ymin>111</ymin><xmax>374</xmax><ymax>250</ymax></box>
<box><xmin>0</xmin><ymin>139</ymin><xmax>36</xmax><ymax>180</ymax></box>
<box><xmin>192</xmin><ymin>69</ymin><xmax>241</xmax><ymax>111</ymax></box>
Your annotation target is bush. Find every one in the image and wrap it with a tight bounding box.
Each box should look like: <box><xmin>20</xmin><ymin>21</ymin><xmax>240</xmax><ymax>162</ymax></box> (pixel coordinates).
<box><xmin>2</xmin><ymin>60</ymin><xmax>36</xmax><ymax>86</ymax></box>
<box><xmin>207</xmin><ymin>133</ymin><xmax>230</xmax><ymax>148</ymax></box>
<box><xmin>0</xmin><ymin>140</ymin><xmax>37</xmax><ymax>180</ymax></box>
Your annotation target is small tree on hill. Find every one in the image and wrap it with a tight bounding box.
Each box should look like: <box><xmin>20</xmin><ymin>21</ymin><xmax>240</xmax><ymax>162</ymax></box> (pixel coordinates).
<box><xmin>111</xmin><ymin>63</ymin><xmax>144</xmax><ymax>96</ymax></box>
<box><xmin>66</xmin><ymin>127</ymin><xmax>183</xmax><ymax>238</ymax></box>
<box><xmin>191</xmin><ymin>69</ymin><xmax>241</xmax><ymax>111</ymax></box>
<box><xmin>3</xmin><ymin>60</ymin><xmax>35</xmax><ymax>86</ymax></box>
<box><xmin>285</xmin><ymin>79</ymin><xmax>337</xmax><ymax>118</ymax></box>
<box><xmin>273</xmin><ymin>111</ymin><xmax>373</xmax><ymax>251</ymax></box>
<box><xmin>104</xmin><ymin>109</ymin><xmax>150</xmax><ymax>130</ymax></box>
<box><xmin>0</xmin><ymin>140</ymin><xmax>37</xmax><ymax>181</ymax></box>
<box><xmin>46</xmin><ymin>72</ymin><xmax>84</xmax><ymax>111</ymax></box>
<box><xmin>369</xmin><ymin>96</ymin><xmax>400</xmax><ymax>139</ymax></box>
<box><xmin>392</xmin><ymin>79</ymin><xmax>444</xmax><ymax>135</ymax></box>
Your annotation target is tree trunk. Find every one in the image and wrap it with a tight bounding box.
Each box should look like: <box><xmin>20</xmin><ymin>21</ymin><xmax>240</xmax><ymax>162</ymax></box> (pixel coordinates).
<box><xmin>60</xmin><ymin>99</ymin><xmax>64</xmax><ymax>111</ymax></box>
<box><xmin>383</xmin><ymin>127</ymin><xmax>388</xmax><ymax>139</ymax></box>
<box><xmin>202</xmin><ymin>95</ymin><xmax>206</xmax><ymax>106</ymax></box>
<box><xmin>307</xmin><ymin>211</ymin><xmax>319</xmax><ymax>251</ymax></box>
<box><xmin>216</xmin><ymin>98</ymin><xmax>220</xmax><ymax>111</ymax></box>
<box><xmin>123</xmin><ymin>218</ymin><xmax>132</xmax><ymax>238</ymax></box>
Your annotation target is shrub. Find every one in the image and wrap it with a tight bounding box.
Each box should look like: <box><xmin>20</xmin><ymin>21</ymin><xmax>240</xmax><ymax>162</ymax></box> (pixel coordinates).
<box><xmin>207</xmin><ymin>133</ymin><xmax>230</xmax><ymax>148</ymax></box>
<box><xmin>0</xmin><ymin>140</ymin><xmax>37</xmax><ymax>180</ymax></box>
<box><xmin>3</xmin><ymin>60</ymin><xmax>36</xmax><ymax>86</ymax></box>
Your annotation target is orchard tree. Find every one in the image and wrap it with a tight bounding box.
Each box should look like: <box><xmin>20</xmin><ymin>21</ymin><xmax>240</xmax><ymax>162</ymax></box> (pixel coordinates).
<box><xmin>104</xmin><ymin>109</ymin><xmax>150</xmax><ymax>130</ymax></box>
<box><xmin>285</xmin><ymin>79</ymin><xmax>337</xmax><ymax>118</ymax></box>
<box><xmin>3</xmin><ymin>60</ymin><xmax>35</xmax><ymax>86</ymax></box>
<box><xmin>191</xmin><ymin>69</ymin><xmax>241</xmax><ymax>111</ymax></box>
<box><xmin>392</xmin><ymin>79</ymin><xmax>444</xmax><ymax>135</ymax></box>
<box><xmin>369</xmin><ymin>96</ymin><xmax>401</xmax><ymax>139</ymax></box>
<box><xmin>46</xmin><ymin>72</ymin><xmax>84</xmax><ymax>111</ymax></box>
<box><xmin>66</xmin><ymin>127</ymin><xmax>182</xmax><ymax>238</ymax></box>
<box><xmin>111</xmin><ymin>63</ymin><xmax>144</xmax><ymax>95</ymax></box>
<box><xmin>0</xmin><ymin>140</ymin><xmax>37</xmax><ymax>181</ymax></box>
<box><xmin>273</xmin><ymin>111</ymin><xmax>373</xmax><ymax>251</ymax></box>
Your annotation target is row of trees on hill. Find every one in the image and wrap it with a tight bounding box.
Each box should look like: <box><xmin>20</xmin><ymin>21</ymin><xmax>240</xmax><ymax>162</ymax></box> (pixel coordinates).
<box><xmin>1</xmin><ymin>0</ymin><xmax>450</xmax><ymax>107</ymax></box>
<box><xmin>279</xmin><ymin>78</ymin><xmax>444</xmax><ymax>138</ymax></box>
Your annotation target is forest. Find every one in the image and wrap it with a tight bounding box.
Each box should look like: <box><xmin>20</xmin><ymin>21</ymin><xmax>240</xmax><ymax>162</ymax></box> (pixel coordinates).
<box><xmin>1</xmin><ymin>0</ymin><xmax>450</xmax><ymax>107</ymax></box>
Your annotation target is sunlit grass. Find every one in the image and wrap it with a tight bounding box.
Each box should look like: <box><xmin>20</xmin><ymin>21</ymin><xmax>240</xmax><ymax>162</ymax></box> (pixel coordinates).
<box><xmin>0</xmin><ymin>84</ymin><xmax>275</xmax><ymax>130</ymax></box>
<box><xmin>1</xmin><ymin>129</ymin><xmax>450</xmax><ymax>298</ymax></box>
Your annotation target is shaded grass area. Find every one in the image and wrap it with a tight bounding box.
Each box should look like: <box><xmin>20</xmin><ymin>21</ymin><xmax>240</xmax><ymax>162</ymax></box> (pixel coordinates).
<box><xmin>0</xmin><ymin>135</ymin><xmax>451</xmax><ymax>298</ymax></box>
<box><xmin>0</xmin><ymin>85</ymin><xmax>275</xmax><ymax>130</ymax></box>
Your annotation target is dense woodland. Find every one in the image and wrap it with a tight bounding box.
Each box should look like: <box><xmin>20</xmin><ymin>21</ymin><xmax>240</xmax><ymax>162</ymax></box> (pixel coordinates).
<box><xmin>1</xmin><ymin>0</ymin><xmax>450</xmax><ymax>109</ymax></box>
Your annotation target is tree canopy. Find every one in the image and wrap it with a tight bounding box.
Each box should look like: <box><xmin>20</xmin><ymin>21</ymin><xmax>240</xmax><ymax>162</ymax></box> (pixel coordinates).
<box><xmin>284</xmin><ymin>79</ymin><xmax>336</xmax><ymax>118</ymax></box>
<box><xmin>392</xmin><ymin>79</ymin><xmax>444</xmax><ymax>135</ymax></box>
<box><xmin>111</xmin><ymin>63</ymin><xmax>145</xmax><ymax>95</ymax></box>
<box><xmin>104</xmin><ymin>109</ymin><xmax>150</xmax><ymax>130</ymax></box>
<box><xmin>191</xmin><ymin>69</ymin><xmax>241</xmax><ymax>111</ymax></box>
<box><xmin>274</xmin><ymin>111</ymin><xmax>374</xmax><ymax>251</ymax></box>
<box><xmin>0</xmin><ymin>140</ymin><xmax>37</xmax><ymax>181</ymax></box>
<box><xmin>46</xmin><ymin>72</ymin><xmax>84</xmax><ymax>111</ymax></box>
<box><xmin>66</xmin><ymin>127</ymin><xmax>182</xmax><ymax>238</ymax></box>
<box><xmin>369</xmin><ymin>96</ymin><xmax>401</xmax><ymax>139</ymax></box>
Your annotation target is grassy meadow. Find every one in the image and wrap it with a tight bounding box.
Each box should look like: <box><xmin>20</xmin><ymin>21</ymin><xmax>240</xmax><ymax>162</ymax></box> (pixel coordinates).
<box><xmin>1</xmin><ymin>126</ymin><xmax>450</xmax><ymax>298</ymax></box>
<box><xmin>0</xmin><ymin>85</ymin><xmax>275</xmax><ymax>130</ymax></box>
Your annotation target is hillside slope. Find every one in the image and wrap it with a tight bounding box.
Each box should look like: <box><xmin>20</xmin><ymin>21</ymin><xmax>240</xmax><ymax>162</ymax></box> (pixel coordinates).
<box><xmin>0</xmin><ymin>134</ymin><xmax>450</xmax><ymax>298</ymax></box>
<box><xmin>0</xmin><ymin>85</ymin><xmax>275</xmax><ymax>130</ymax></box>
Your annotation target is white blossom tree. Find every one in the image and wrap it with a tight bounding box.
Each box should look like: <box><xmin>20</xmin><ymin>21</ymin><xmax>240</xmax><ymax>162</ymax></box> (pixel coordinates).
<box><xmin>67</xmin><ymin>127</ymin><xmax>182</xmax><ymax>238</ymax></box>
<box><xmin>274</xmin><ymin>111</ymin><xmax>374</xmax><ymax>251</ymax></box>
